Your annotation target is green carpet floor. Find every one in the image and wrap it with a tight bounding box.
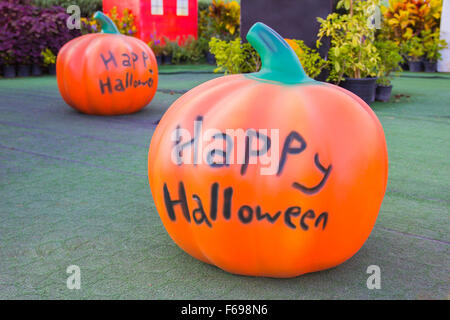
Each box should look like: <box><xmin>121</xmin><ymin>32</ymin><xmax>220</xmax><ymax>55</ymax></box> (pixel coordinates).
<box><xmin>0</xmin><ymin>67</ymin><xmax>448</xmax><ymax>299</ymax></box>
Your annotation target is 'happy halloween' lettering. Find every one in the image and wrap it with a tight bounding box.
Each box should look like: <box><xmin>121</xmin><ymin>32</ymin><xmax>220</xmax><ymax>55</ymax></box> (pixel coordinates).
<box><xmin>98</xmin><ymin>50</ymin><xmax>155</xmax><ymax>94</ymax></box>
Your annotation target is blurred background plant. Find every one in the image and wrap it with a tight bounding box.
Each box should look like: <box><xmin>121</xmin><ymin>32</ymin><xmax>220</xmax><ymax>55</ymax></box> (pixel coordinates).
<box><xmin>107</xmin><ymin>6</ymin><xmax>137</xmax><ymax>36</ymax></box>
<box><xmin>0</xmin><ymin>0</ymin><xmax>80</xmax><ymax>68</ymax></box>
<box><xmin>381</xmin><ymin>0</ymin><xmax>445</xmax><ymax>59</ymax></box>
<box><xmin>80</xmin><ymin>16</ymin><xmax>100</xmax><ymax>34</ymax></box>
<box><xmin>208</xmin><ymin>0</ymin><xmax>240</xmax><ymax>40</ymax></box>
<box><xmin>32</xmin><ymin>0</ymin><xmax>102</xmax><ymax>17</ymax></box>
<box><xmin>421</xmin><ymin>29</ymin><xmax>448</xmax><ymax>62</ymax></box>
<box><xmin>374</xmin><ymin>38</ymin><xmax>403</xmax><ymax>86</ymax></box>
<box><xmin>148</xmin><ymin>33</ymin><xmax>164</xmax><ymax>57</ymax></box>
<box><xmin>172</xmin><ymin>36</ymin><xmax>206</xmax><ymax>64</ymax></box>
<box><xmin>40</xmin><ymin>48</ymin><xmax>56</xmax><ymax>65</ymax></box>
<box><xmin>381</xmin><ymin>0</ymin><xmax>442</xmax><ymax>42</ymax></box>
<box><xmin>80</xmin><ymin>6</ymin><xmax>137</xmax><ymax>36</ymax></box>
<box><xmin>404</xmin><ymin>35</ymin><xmax>425</xmax><ymax>61</ymax></box>
<box><xmin>208</xmin><ymin>37</ymin><xmax>260</xmax><ymax>74</ymax></box>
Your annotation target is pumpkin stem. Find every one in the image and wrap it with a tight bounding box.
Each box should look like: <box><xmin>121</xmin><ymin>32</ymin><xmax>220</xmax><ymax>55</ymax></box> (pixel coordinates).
<box><xmin>93</xmin><ymin>11</ymin><xmax>120</xmax><ymax>34</ymax></box>
<box><xmin>246</xmin><ymin>22</ymin><xmax>314</xmax><ymax>85</ymax></box>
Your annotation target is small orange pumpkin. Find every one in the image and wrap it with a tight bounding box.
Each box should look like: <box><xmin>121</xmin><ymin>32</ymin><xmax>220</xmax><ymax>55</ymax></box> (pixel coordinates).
<box><xmin>57</xmin><ymin>12</ymin><xmax>158</xmax><ymax>115</ymax></box>
<box><xmin>148</xmin><ymin>23</ymin><xmax>388</xmax><ymax>278</ymax></box>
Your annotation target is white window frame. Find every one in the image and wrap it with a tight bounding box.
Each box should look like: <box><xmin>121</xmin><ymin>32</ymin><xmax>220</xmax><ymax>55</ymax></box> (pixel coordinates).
<box><xmin>151</xmin><ymin>0</ymin><xmax>164</xmax><ymax>15</ymax></box>
<box><xmin>176</xmin><ymin>0</ymin><xmax>189</xmax><ymax>16</ymax></box>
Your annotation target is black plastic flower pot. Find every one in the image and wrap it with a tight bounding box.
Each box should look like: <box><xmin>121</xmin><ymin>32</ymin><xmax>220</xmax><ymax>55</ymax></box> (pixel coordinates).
<box><xmin>423</xmin><ymin>61</ymin><xmax>437</xmax><ymax>73</ymax></box>
<box><xmin>163</xmin><ymin>54</ymin><xmax>173</xmax><ymax>65</ymax></box>
<box><xmin>156</xmin><ymin>55</ymin><xmax>163</xmax><ymax>65</ymax></box>
<box><xmin>399</xmin><ymin>61</ymin><xmax>409</xmax><ymax>71</ymax></box>
<box><xmin>339</xmin><ymin>77</ymin><xmax>377</xmax><ymax>105</ymax></box>
<box><xmin>31</xmin><ymin>64</ymin><xmax>42</xmax><ymax>76</ymax></box>
<box><xmin>375</xmin><ymin>84</ymin><xmax>393</xmax><ymax>102</ymax></box>
<box><xmin>17</xmin><ymin>65</ymin><xmax>31</xmax><ymax>77</ymax></box>
<box><xmin>48</xmin><ymin>64</ymin><xmax>56</xmax><ymax>75</ymax></box>
<box><xmin>206</xmin><ymin>52</ymin><xmax>216</xmax><ymax>65</ymax></box>
<box><xmin>2</xmin><ymin>65</ymin><xmax>16</xmax><ymax>78</ymax></box>
<box><xmin>408</xmin><ymin>60</ymin><xmax>423</xmax><ymax>72</ymax></box>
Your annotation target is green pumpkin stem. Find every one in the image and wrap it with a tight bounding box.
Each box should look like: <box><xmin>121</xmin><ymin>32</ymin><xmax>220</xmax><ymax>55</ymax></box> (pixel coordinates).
<box><xmin>93</xmin><ymin>11</ymin><xmax>120</xmax><ymax>34</ymax></box>
<box><xmin>246</xmin><ymin>22</ymin><xmax>314</xmax><ymax>85</ymax></box>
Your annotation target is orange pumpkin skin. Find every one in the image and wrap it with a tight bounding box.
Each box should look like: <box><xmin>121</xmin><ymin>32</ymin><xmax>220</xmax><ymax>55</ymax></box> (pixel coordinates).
<box><xmin>56</xmin><ymin>16</ymin><xmax>158</xmax><ymax>116</ymax></box>
<box><xmin>148</xmin><ymin>23</ymin><xmax>388</xmax><ymax>278</ymax></box>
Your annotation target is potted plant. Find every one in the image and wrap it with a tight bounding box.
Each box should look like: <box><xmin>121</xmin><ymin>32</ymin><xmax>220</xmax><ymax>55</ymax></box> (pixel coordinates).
<box><xmin>317</xmin><ymin>0</ymin><xmax>380</xmax><ymax>104</ymax></box>
<box><xmin>404</xmin><ymin>36</ymin><xmax>424</xmax><ymax>72</ymax></box>
<box><xmin>374</xmin><ymin>38</ymin><xmax>403</xmax><ymax>102</ymax></box>
<box><xmin>41</xmin><ymin>48</ymin><xmax>56</xmax><ymax>75</ymax></box>
<box><xmin>13</xmin><ymin>5</ymin><xmax>35</xmax><ymax>77</ymax></box>
<box><xmin>16</xmin><ymin>53</ymin><xmax>31</xmax><ymax>77</ymax></box>
<box><xmin>149</xmin><ymin>37</ymin><xmax>163</xmax><ymax>65</ymax></box>
<box><xmin>0</xmin><ymin>50</ymin><xmax>16</xmax><ymax>78</ymax></box>
<box><xmin>31</xmin><ymin>47</ymin><xmax>43</xmax><ymax>76</ymax></box>
<box><xmin>162</xmin><ymin>37</ymin><xmax>177</xmax><ymax>65</ymax></box>
<box><xmin>421</xmin><ymin>29</ymin><xmax>448</xmax><ymax>72</ymax></box>
<box><xmin>0</xmin><ymin>18</ymin><xmax>16</xmax><ymax>78</ymax></box>
<box><xmin>176</xmin><ymin>36</ymin><xmax>205</xmax><ymax>64</ymax></box>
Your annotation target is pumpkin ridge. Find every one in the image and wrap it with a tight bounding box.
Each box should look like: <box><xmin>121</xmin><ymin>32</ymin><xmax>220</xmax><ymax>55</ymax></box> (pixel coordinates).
<box><xmin>85</xmin><ymin>36</ymin><xmax>108</xmax><ymax>115</ymax></box>
<box><xmin>62</xmin><ymin>35</ymin><xmax>97</xmax><ymax>113</ymax></box>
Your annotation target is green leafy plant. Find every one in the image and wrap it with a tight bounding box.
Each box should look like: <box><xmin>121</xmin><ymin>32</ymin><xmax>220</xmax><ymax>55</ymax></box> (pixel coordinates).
<box><xmin>374</xmin><ymin>39</ymin><xmax>403</xmax><ymax>86</ymax></box>
<box><xmin>197</xmin><ymin>2</ymin><xmax>215</xmax><ymax>55</ymax></box>
<box><xmin>208</xmin><ymin>37</ymin><xmax>260</xmax><ymax>74</ymax></box>
<box><xmin>404</xmin><ymin>36</ymin><xmax>425</xmax><ymax>61</ymax></box>
<box><xmin>148</xmin><ymin>35</ymin><xmax>163</xmax><ymax>56</ymax></box>
<box><xmin>421</xmin><ymin>29</ymin><xmax>448</xmax><ymax>62</ymax></box>
<box><xmin>317</xmin><ymin>0</ymin><xmax>380</xmax><ymax>83</ymax></box>
<box><xmin>172</xmin><ymin>36</ymin><xmax>205</xmax><ymax>64</ymax></box>
<box><xmin>0</xmin><ymin>50</ymin><xmax>15</xmax><ymax>66</ymax></box>
<box><xmin>209</xmin><ymin>0</ymin><xmax>240</xmax><ymax>40</ymax></box>
<box><xmin>162</xmin><ymin>37</ymin><xmax>179</xmax><ymax>57</ymax></box>
<box><xmin>209</xmin><ymin>37</ymin><xmax>327</xmax><ymax>78</ymax></box>
<box><xmin>41</xmin><ymin>48</ymin><xmax>56</xmax><ymax>66</ymax></box>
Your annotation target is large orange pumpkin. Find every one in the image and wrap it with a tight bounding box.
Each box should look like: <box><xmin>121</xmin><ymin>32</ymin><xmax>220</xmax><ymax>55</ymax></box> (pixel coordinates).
<box><xmin>148</xmin><ymin>23</ymin><xmax>388</xmax><ymax>278</ymax></box>
<box><xmin>57</xmin><ymin>12</ymin><xmax>158</xmax><ymax>115</ymax></box>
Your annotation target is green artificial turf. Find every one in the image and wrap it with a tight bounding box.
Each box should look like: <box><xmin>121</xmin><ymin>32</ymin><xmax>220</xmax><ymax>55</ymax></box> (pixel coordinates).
<box><xmin>0</xmin><ymin>67</ymin><xmax>448</xmax><ymax>299</ymax></box>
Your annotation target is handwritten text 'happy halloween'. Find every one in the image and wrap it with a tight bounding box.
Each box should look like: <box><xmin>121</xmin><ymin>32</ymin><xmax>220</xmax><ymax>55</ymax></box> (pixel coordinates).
<box><xmin>98</xmin><ymin>50</ymin><xmax>155</xmax><ymax>94</ymax></box>
<box><xmin>162</xmin><ymin>117</ymin><xmax>332</xmax><ymax>231</ymax></box>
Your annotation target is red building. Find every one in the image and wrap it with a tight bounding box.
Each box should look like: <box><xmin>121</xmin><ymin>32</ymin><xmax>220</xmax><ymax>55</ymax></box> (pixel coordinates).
<box><xmin>103</xmin><ymin>0</ymin><xmax>198</xmax><ymax>44</ymax></box>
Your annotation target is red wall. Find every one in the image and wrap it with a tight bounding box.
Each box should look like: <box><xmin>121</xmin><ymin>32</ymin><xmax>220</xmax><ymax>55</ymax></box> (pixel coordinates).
<box><xmin>103</xmin><ymin>0</ymin><xmax>198</xmax><ymax>44</ymax></box>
